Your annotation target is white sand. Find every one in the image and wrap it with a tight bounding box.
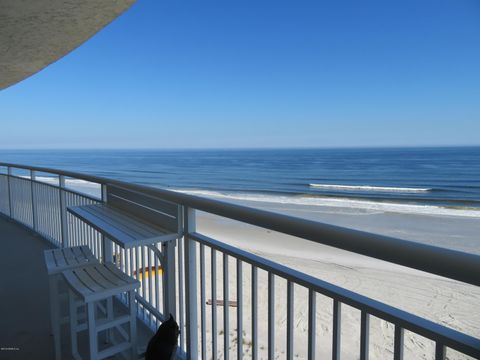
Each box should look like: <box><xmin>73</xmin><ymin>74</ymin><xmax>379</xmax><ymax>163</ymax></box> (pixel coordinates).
<box><xmin>192</xmin><ymin>199</ymin><xmax>480</xmax><ymax>360</ymax></box>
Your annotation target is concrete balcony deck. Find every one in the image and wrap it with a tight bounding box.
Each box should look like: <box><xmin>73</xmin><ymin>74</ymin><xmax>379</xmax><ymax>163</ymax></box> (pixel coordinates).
<box><xmin>0</xmin><ymin>217</ymin><xmax>152</xmax><ymax>360</ymax></box>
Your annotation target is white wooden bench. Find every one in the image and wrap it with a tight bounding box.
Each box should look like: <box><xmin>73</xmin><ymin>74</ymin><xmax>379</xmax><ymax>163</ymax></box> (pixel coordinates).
<box><xmin>63</xmin><ymin>262</ymin><xmax>140</xmax><ymax>360</ymax></box>
<box><xmin>44</xmin><ymin>245</ymin><xmax>98</xmax><ymax>275</ymax></box>
<box><xmin>44</xmin><ymin>246</ymin><xmax>99</xmax><ymax>360</ymax></box>
<box><xmin>66</xmin><ymin>184</ymin><xmax>181</xmax><ymax>337</ymax></box>
<box><xmin>67</xmin><ymin>184</ymin><xmax>180</xmax><ymax>249</ymax></box>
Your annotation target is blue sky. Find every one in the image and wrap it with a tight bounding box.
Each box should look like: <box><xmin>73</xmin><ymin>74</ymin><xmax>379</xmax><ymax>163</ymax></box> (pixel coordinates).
<box><xmin>1</xmin><ymin>0</ymin><xmax>479</xmax><ymax>149</ymax></box>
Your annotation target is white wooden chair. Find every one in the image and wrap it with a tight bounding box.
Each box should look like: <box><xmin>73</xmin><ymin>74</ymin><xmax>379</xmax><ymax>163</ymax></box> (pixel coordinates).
<box><xmin>44</xmin><ymin>246</ymin><xmax>99</xmax><ymax>360</ymax></box>
<box><xmin>63</xmin><ymin>262</ymin><xmax>140</xmax><ymax>360</ymax></box>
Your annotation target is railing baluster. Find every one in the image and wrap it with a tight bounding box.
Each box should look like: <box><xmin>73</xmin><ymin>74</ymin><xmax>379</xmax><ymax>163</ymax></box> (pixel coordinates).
<box><xmin>212</xmin><ymin>248</ymin><xmax>218</xmax><ymax>360</ymax></box>
<box><xmin>135</xmin><ymin>246</ymin><xmax>140</xmax><ymax>317</ymax></box>
<box><xmin>148</xmin><ymin>248</ymin><xmax>153</xmax><ymax>327</ymax></box>
<box><xmin>268</xmin><ymin>272</ymin><xmax>275</xmax><ymax>360</ymax></box>
<box><xmin>129</xmin><ymin>247</ymin><xmax>134</xmax><ymax>292</ymax></box>
<box><xmin>14</xmin><ymin>177</ymin><xmax>18</xmax><ymax>220</ymax></box>
<box><xmin>200</xmin><ymin>244</ymin><xmax>207</xmax><ymax>360</ymax></box>
<box><xmin>79</xmin><ymin>219</ymin><xmax>82</xmax><ymax>247</ymax></box>
<box><xmin>89</xmin><ymin>226</ymin><xmax>94</xmax><ymax>255</ymax></box>
<box><xmin>95</xmin><ymin>225</ymin><xmax>100</xmax><ymax>258</ymax></box>
<box><xmin>24</xmin><ymin>180</ymin><xmax>27</xmax><ymax>223</ymax></box>
<box><xmin>74</xmin><ymin>214</ymin><xmax>79</xmax><ymax>247</ymax></box>
<box><xmin>224</xmin><ymin>253</ymin><xmax>230</xmax><ymax>360</ymax></box>
<box><xmin>287</xmin><ymin>281</ymin><xmax>294</xmax><ymax>360</ymax></box>
<box><xmin>394</xmin><ymin>325</ymin><xmax>404</xmax><ymax>360</ymax></box>
<box><xmin>6</xmin><ymin>167</ymin><xmax>12</xmax><ymax>218</ymax></box>
<box><xmin>35</xmin><ymin>182</ymin><xmax>40</xmax><ymax>233</ymax></box>
<box><xmin>287</xmin><ymin>280</ymin><xmax>295</xmax><ymax>360</ymax></box>
<box><xmin>28</xmin><ymin>178</ymin><xmax>32</xmax><ymax>226</ymax></box>
<box><xmin>141</xmin><ymin>245</ymin><xmax>146</xmax><ymax>320</ymax></box>
<box><xmin>308</xmin><ymin>289</ymin><xmax>316</xmax><ymax>360</ymax></box>
<box><xmin>178</xmin><ymin>234</ymin><xmax>185</xmax><ymax>350</ymax></box>
<box><xmin>49</xmin><ymin>185</ymin><xmax>53</xmax><ymax>240</ymax></box>
<box><xmin>30</xmin><ymin>170</ymin><xmax>37</xmax><ymax>231</ymax></box>
<box><xmin>47</xmin><ymin>185</ymin><xmax>51</xmax><ymax>244</ymax></box>
<box><xmin>162</xmin><ymin>238</ymin><xmax>176</xmax><ymax>320</ymax></box>
<box><xmin>58</xmin><ymin>175</ymin><xmax>68</xmax><ymax>247</ymax></box>
<box><xmin>360</xmin><ymin>311</ymin><xmax>370</xmax><ymax>360</ymax></box>
<box><xmin>435</xmin><ymin>343</ymin><xmax>446</xmax><ymax>360</ymax></box>
<box><xmin>22</xmin><ymin>179</ymin><xmax>26</xmax><ymax>223</ymax></box>
<box><xmin>332</xmin><ymin>300</ymin><xmax>341</xmax><ymax>360</ymax></box>
<box><xmin>251</xmin><ymin>266</ymin><xmax>258</xmax><ymax>360</ymax></box>
<box><xmin>237</xmin><ymin>259</ymin><xmax>243</xmax><ymax>360</ymax></box>
<box><xmin>184</xmin><ymin>206</ymin><xmax>198</xmax><ymax>359</ymax></box>
<box><xmin>50</xmin><ymin>184</ymin><xmax>55</xmax><ymax>240</ymax></box>
<box><xmin>47</xmin><ymin>185</ymin><xmax>51</xmax><ymax>240</ymax></box>
<box><xmin>154</xmin><ymin>247</ymin><xmax>160</xmax><ymax>320</ymax></box>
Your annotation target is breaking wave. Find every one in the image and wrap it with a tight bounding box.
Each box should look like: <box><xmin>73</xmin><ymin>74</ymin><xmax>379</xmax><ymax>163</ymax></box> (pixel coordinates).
<box><xmin>171</xmin><ymin>188</ymin><xmax>480</xmax><ymax>218</ymax></box>
<box><xmin>309</xmin><ymin>184</ymin><xmax>432</xmax><ymax>193</ymax></box>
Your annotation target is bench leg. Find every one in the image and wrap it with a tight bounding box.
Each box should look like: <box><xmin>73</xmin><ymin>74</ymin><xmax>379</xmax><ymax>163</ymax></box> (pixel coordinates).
<box><xmin>129</xmin><ymin>290</ymin><xmax>137</xmax><ymax>359</ymax></box>
<box><xmin>106</xmin><ymin>297</ymin><xmax>114</xmax><ymax>344</ymax></box>
<box><xmin>88</xmin><ymin>302</ymin><xmax>98</xmax><ymax>360</ymax></box>
<box><xmin>49</xmin><ymin>275</ymin><xmax>61</xmax><ymax>360</ymax></box>
<box><xmin>69</xmin><ymin>289</ymin><xmax>81</xmax><ymax>359</ymax></box>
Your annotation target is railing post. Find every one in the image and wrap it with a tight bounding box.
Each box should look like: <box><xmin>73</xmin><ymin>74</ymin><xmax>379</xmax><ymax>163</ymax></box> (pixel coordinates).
<box><xmin>7</xmin><ymin>166</ymin><xmax>12</xmax><ymax>218</ymax></box>
<box><xmin>184</xmin><ymin>206</ymin><xmax>198</xmax><ymax>359</ymax></box>
<box><xmin>30</xmin><ymin>170</ymin><xmax>37</xmax><ymax>231</ymax></box>
<box><xmin>101</xmin><ymin>184</ymin><xmax>113</xmax><ymax>262</ymax></box>
<box><xmin>162</xmin><ymin>240</ymin><xmax>177</xmax><ymax>319</ymax></box>
<box><xmin>59</xmin><ymin>175</ymin><xmax>69</xmax><ymax>247</ymax></box>
<box><xmin>162</xmin><ymin>204</ymin><xmax>179</xmax><ymax>321</ymax></box>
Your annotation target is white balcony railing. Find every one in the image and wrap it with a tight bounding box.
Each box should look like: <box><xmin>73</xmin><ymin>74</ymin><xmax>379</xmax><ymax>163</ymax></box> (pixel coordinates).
<box><xmin>0</xmin><ymin>162</ymin><xmax>479</xmax><ymax>360</ymax></box>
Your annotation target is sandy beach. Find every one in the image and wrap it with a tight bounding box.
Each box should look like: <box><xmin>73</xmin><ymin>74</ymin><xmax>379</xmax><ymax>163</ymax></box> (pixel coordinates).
<box><xmin>192</xmin><ymin>198</ymin><xmax>480</xmax><ymax>359</ymax></box>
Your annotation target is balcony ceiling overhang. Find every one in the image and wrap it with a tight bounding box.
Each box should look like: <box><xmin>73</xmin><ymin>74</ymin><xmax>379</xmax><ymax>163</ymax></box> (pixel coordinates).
<box><xmin>0</xmin><ymin>0</ymin><xmax>136</xmax><ymax>90</ymax></box>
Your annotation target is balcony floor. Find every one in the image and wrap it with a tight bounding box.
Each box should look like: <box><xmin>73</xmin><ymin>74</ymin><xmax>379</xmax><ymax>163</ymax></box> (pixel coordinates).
<box><xmin>0</xmin><ymin>217</ymin><xmax>153</xmax><ymax>359</ymax></box>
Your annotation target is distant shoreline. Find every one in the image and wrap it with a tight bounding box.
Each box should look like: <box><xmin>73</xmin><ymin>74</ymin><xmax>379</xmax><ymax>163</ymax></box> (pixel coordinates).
<box><xmin>172</xmin><ymin>188</ymin><xmax>480</xmax><ymax>218</ymax></box>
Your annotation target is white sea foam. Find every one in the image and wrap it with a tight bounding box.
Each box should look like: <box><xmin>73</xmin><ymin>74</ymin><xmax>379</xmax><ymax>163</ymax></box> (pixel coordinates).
<box><xmin>309</xmin><ymin>183</ymin><xmax>431</xmax><ymax>193</ymax></box>
<box><xmin>171</xmin><ymin>189</ymin><xmax>480</xmax><ymax>218</ymax></box>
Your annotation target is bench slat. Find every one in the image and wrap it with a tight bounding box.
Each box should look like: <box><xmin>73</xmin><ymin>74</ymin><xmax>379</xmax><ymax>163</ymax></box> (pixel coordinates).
<box><xmin>68</xmin><ymin>206</ymin><xmax>138</xmax><ymax>247</ymax></box>
<box><xmin>105</xmin><ymin>262</ymin><xmax>139</xmax><ymax>286</ymax></box>
<box><xmin>68</xmin><ymin>204</ymin><xmax>178</xmax><ymax>249</ymax></box>
<box><xmin>63</xmin><ymin>270</ymin><xmax>94</xmax><ymax>298</ymax></box>
<box><xmin>86</xmin><ymin>205</ymin><xmax>158</xmax><ymax>239</ymax></box>
<box><xmin>74</xmin><ymin>246</ymin><xmax>96</xmax><ymax>262</ymax></box>
<box><xmin>63</xmin><ymin>263</ymin><xmax>140</xmax><ymax>303</ymax></box>
<box><xmin>100</xmin><ymin>207</ymin><xmax>161</xmax><ymax>238</ymax></box>
<box><xmin>93</xmin><ymin>264</ymin><xmax>126</xmax><ymax>287</ymax></box>
<box><xmin>62</xmin><ymin>248</ymin><xmax>79</xmax><ymax>266</ymax></box>
<box><xmin>53</xmin><ymin>249</ymin><xmax>67</xmax><ymax>268</ymax></box>
<box><xmin>44</xmin><ymin>251</ymin><xmax>57</xmax><ymax>274</ymax></box>
<box><xmin>83</xmin><ymin>266</ymin><xmax>116</xmax><ymax>289</ymax></box>
<box><xmin>44</xmin><ymin>246</ymin><xmax>98</xmax><ymax>275</ymax></box>
<box><xmin>73</xmin><ymin>268</ymin><xmax>105</xmax><ymax>293</ymax></box>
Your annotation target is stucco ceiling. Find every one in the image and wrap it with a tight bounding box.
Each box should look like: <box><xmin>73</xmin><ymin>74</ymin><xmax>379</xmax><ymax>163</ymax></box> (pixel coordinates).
<box><xmin>0</xmin><ymin>0</ymin><xmax>136</xmax><ymax>90</ymax></box>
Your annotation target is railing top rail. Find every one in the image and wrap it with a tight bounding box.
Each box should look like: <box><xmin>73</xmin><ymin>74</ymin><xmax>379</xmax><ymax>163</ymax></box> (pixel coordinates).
<box><xmin>1</xmin><ymin>161</ymin><xmax>479</xmax><ymax>287</ymax></box>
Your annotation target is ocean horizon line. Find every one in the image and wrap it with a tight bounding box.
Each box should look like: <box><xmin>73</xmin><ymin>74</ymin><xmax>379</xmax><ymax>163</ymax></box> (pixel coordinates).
<box><xmin>1</xmin><ymin>144</ymin><xmax>480</xmax><ymax>152</ymax></box>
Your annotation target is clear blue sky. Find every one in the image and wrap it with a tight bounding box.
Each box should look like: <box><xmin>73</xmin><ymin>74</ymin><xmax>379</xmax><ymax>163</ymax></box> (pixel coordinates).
<box><xmin>1</xmin><ymin>0</ymin><xmax>479</xmax><ymax>149</ymax></box>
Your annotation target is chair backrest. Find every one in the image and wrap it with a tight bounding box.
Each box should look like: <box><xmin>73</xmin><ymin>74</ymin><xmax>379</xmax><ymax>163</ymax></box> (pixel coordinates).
<box><xmin>106</xmin><ymin>184</ymin><xmax>180</xmax><ymax>233</ymax></box>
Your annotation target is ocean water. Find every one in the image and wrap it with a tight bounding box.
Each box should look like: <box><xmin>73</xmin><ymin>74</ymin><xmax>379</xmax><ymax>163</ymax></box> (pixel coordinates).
<box><xmin>1</xmin><ymin>147</ymin><xmax>479</xmax><ymax>213</ymax></box>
